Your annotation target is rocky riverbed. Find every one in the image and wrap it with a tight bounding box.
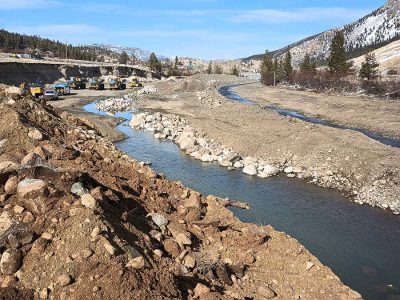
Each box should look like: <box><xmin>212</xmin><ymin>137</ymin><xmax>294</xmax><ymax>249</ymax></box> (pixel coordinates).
<box><xmin>0</xmin><ymin>86</ymin><xmax>361</xmax><ymax>298</ymax></box>
<box><xmin>95</xmin><ymin>88</ymin><xmax>400</xmax><ymax>215</ymax></box>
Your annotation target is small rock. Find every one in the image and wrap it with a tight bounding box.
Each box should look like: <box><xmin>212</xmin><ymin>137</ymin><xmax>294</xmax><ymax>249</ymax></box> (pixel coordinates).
<box><xmin>306</xmin><ymin>261</ymin><xmax>314</xmax><ymax>270</ymax></box>
<box><xmin>13</xmin><ymin>205</ymin><xmax>25</xmax><ymax>214</ymax></box>
<box><xmin>81</xmin><ymin>194</ymin><xmax>97</xmax><ymax>209</ymax></box>
<box><xmin>41</xmin><ymin>232</ymin><xmax>53</xmax><ymax>240</ymax></box>
<box><xmin>126</xmin><ymin>256</ymin><xmax>145</xmax><ymax>269</ymax></box>
<box><xmin>0</xmin><ymin>249</ymin><xmax>22</xmax><ymax>275</ymax></box>
<box><xmin>183</xmin><ymin>255</ymin><xmax>196</xmax><ymax>269</ymax></box>
<box><xmin>194</xmin><ymin>283</ymin><xmax>210</xmax><ymax>297</ymax></box>
<box><xmin>22</xmin><ymin>212</ymin><xmax>35</xmax><ymax>223</ymax></box>
<box><xmin>284</xmin><ymin>167</ymin><xmax>294</xmax><ymax>174</ymax></box>
<box><xmin>71</xmin><ymin>182</ymin><xmax>88</xmax><ymax>196</ymax></box>
<box><xmin>185</xmin><ymin>193</ymin><xmax>202</xmax><ymax>209</ymax></box>
<box><xmin>147</xmin><ymin>213</ymin><xmax>168</xmax><ymax>228</ymax></box>
<box><xmin>163</xmin><ymin>239</ymin><xmax>180</xmax><ymax>258</ymax></box>
<box><xmin>91</xmin><ymin>226</ymin><xmax>101</xmax><ymax>238</ymax></box>
<box><xmin>17</xmin><ymin>179</ymin><xmax>47</xmax><ymax>199</ymax></box>
<box><xmin>4</xmin><ymin>176</ymin><xmax>18</xmax><ymax>195</ymax></box>
<box><xmin>81</xmin><ymin>248</ymin><xmax>93</xmax><ymax>259</ymax></box>
<box><xmin>93</xmin><ymin>286</ymin><xmax>100</xmax><ymax>292</ymax></box>
<box><xmin>28</xmin><ymin>129</ymin><xmax>43</xmax><ymax>141</ymax></box>
<box><xmin>243</xmin><ymin>165</ymin><xmax>257</xmax><ymax>176</ymax></box>
<box><xmin>39</xmin><ymin>288</ymin><xmax>48</xmax><ymax>299</ymax></box>
<box><xmin>57</xmin><ymin>274</ymin><xmax>72</xmax><ymax>286</ymax></box>
<box><xmin>103</xmin><ymin>240</ymin><xmax>116</xmax><ymax>255</ymax></box>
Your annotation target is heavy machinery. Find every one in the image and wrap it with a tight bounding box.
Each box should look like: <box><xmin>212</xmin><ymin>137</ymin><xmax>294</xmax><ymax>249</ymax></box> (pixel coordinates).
<box><xmin>129</xmin><ymin>78</ymin><xmax>143</xmax><ymax>88</ymax></box>
<box><xmin>107</xmin><ymin>77</ymin><xmax>126</xmax><ymax>90</ymax></box>
<box><xmin>43</xmin><ymin>89</ymin><xmax>59</xmax><ymax>101</ymax></box>
<box><xmin>21</xmin><ymin>83</ymin><xmax>44</xmax><ymax>98</ymax></box>
<box><xmin>87</xmin><ymin>77</ymin><xmax>105</xmax><ymax>90</ymax></box>
<box><xmin>68</xmin><ymin>77</ymin><xmax>86</xmax><ymax>89</ymax></box>
<box><xmin>54</xmin><ymin>83</ymin><xmax>70</xmax><ymax>95</ymax></box>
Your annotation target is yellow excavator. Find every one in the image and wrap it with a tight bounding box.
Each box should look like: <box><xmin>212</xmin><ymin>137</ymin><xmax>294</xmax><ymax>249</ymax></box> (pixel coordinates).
<box><xmin>20</xmin><ymin>82</ymin><xmax>44</xmax><ymax>98</ymax></box>
<box><xmin>129</xmin><ymin>78</ymin><xmax>143</xmax><ymax>88</ymax></box>
<box><xmin>68</xmin><ymin>77</ymin><xmax>86</xmax><ymax>89</ymax></box>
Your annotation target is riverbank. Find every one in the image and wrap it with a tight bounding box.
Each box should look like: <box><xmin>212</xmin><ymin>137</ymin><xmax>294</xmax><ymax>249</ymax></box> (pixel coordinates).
<box><xmin>0</xmin><ymin>86</ymin><xmax>361</xmax><ymax>298</ymax></box>
<box><xmin>129</xmin><ymin>74</ymin><xmax>400</xmax><ymax>214</ymax></box>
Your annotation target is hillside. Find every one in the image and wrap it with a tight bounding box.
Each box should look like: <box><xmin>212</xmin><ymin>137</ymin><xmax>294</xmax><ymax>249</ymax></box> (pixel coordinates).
<box><xmin>245</xmin><ymin>0</ymin><xmax>400</xmax><ymax>66</ymax></box>
<box><xmin>92</xmin><ymin>44</ymin><xmax>168</xmax><ymax>62</ymax></box>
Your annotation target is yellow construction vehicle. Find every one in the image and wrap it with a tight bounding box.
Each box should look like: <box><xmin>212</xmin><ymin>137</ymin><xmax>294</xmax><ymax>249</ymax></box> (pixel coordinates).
<box><xmin>129</xmin><ymin>78</ymin><xmax>143</xmax><ymax>88</ymax></box>
<box><xmin>107</xmin><ymin>77</ymin><xmax>126</xmax><ymax>90</ymax></box>
<box><xmin>22</xmin><ymin>83</ymin><xmax>44</xmax><ymax>98</ymax></box>
<box><xmin>88</xmin><ymin>77</ymin><xmax>105</xmax><ymax>90</ymax></box>
<box><xmin>68</xmin><ymin>77</ymin><xmax>86</xmax><ymax>89</ymax></box>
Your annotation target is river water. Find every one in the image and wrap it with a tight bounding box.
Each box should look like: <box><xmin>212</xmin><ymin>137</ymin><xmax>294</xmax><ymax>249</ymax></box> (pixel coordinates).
<box><xmin>84</xmin><ymin>102</ymin><xmax>400</xmax><ymax>300</ymax></box>
<box><xmin>218</xmin><ymin>85</ymin><xmax>400</xmax><ymax>148</ymax></box>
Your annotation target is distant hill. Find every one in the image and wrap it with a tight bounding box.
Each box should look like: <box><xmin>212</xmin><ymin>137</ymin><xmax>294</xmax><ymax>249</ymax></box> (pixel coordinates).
<box><xmin>245</xmin><ymin>0</ymin><xmax>400</xmax><ymax>66</ymax></box>
<box><xmin>91</xmin><ymin>44</ymin><xmax>169</xmax><ymax>62</ymax></box>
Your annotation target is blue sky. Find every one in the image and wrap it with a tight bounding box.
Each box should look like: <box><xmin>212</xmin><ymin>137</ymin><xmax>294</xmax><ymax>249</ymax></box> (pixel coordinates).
<box><xmin>0</xmin><ymin>0</ymin><xmax>385</xmax><ymax>59</ymax></box>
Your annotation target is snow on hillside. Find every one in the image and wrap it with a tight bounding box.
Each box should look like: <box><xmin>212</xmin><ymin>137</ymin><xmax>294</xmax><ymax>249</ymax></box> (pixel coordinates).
<box><xmin>92</xmin><ymin>44</ymin><xmax>168</xmax><ymax>62</ymax></box>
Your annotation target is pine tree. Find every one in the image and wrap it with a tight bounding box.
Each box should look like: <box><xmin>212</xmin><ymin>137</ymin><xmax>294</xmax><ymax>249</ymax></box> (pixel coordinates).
<box><xmin>261</xmin><ymin>50</ymin><xmax>274</xmax><ymax>85</ymax></box>
<box><xmin>300</xmin><ymin>53</ymin><xmax>312</xmax><ymax>72</ymax></box>
<box><xmin>284</xmin><ymin>50</ymin><xmax>293</xmax><ymax>79</ymax></box>
<box><xmin>174</xmin><ymin>56</ymin><xmax>179</xmax><ymax>68</ymax></box>
<box><xmin>149</xmin><ymin>52</ymin><xmax>162</xmax><ymax>73</ymax></box>
<box><xmin>359</xmin><ymin>53</ymin><xmax>379</xmax><ymax>80</ymax></box>
<box><xmin>328</xmin><ymin>31</ymin><xmax>350</xmax><ymax>76</ymax></box>
<box><xmin>214</xmin><ymin>64</ymin><xmax>223</xmax><ymax>74</ymax></box>
<box><xmin>119</xmin><ymin>51</ymin><xmax>129</xmax><ymax>64</ymax></box>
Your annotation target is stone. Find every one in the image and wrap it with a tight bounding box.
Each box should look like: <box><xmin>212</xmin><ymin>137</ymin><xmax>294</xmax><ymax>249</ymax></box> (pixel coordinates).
<box><xmin>183</xmin><ymin>255</ymin><xmax>196</xmax><ymax>269</ymax></box>
<box><xmin>0</xmin><ymin>249</ymin><xmax>22</xmax><ymax>275</ymax></box>
<box><xmin>17</xmin><ymin>179</ymin><xmax>47</xmax><ymax>198</ymax></box>
<box><xmin>81</xmin><ymin>194</ymin><xmax>97</xmax><ymax>209</ymax></box>
<box><xmin>147</xmin><ymin>213</ymin><xmax>168</xmax><ymax>228</ymax></box>
<box><xmin>179</xmin><ymin>137</ymin><xmax>196</xmax><ymax>150</ymax></box>
<box><xmin>81</xmin><ymin>248</ymin><xmax>93</xmax><ymax>259</ymax></box>
<box><xmin>284</xmin><ymin>167</ymin><xmax>294</xmax><ymax>174</ymax></box>
<box><xmin>103</xmin><ymin>240</ymin><xmax>116</xmax><ymax>255</ymax></box>
<box><xmin>4</xmin><ymin>176</ymin><xmax>18</xmax><ymax>195</ymax></box>
<box><xmin>13</xmin><ymin>205</ymin><xmax>24</xmax><ymax>214</ymax></box>
<box><xmin>0</xmin><ymin>212</ymin><xmax>13</xmax><ymax>236</ymax></box>
<box><xmin>185</xmin><ymin>193</ymin><xmax>202</xmax><ymax>209</ymax></box>
<box><xmin>219</xmin><ymin>160</ymin><xmax>233</xmax><ymax>167</ymax></box>
<box><xmin>175</xmin><ymin>233</ymin><xmax>192</xmax><ymax>246</ymax></box>
<box><xmin>41</xmin><ymin>232</ymin><xmax>53</xmax><ymax>240</ymax></box>
<box><xmin>0</xmin><ymin>161</ymin><xmax>19</xmax><ymax>176</ymax></box>
<box><xmin>263</xmin><ymin>165</ymin><xmax>279</xmax><ymax>176</ymax></box>
<box><xmin>257</xmin><ymin>285</ymin><xmax>276</xmax><ymax>299</ymax></box>
<box><xmin>91</xmin><ymin>226</ymin><xmax>101</xmax><ymax>238</ymax></box>
<box><xmin>243</xmin><ymin>165</ymin><xmax>257</xmax><ymax>176</ymax></box>
<box><xmin>194</xmin><ymin>283</ymin><xmax>210</xmax><ymax>297</ymax></box>
<box><xmin>21</xmin><ymin>152</ymin><xmax>41</xmax><ymax>166</ymax></box>
<box><xmin>234</xmin><ymin>161</ymin><xmax>244</xmax><ymax>168</ymax></box>
<box><xmin>57</xmin><ymin>274</ymin><xmax>72</xmax><ymax>286</ymax></box>
<box><xmin>126</xmin><ymin>256</ymin><xmax>145</xmax><ymax>269</ymax></box>
<box><xmin>293</xmin><ymin>166</ymin><xmax>303</xmax><ymax>173</ymax></box>
<box><xmin>163</xmin><ymin>239</ymin><xmax>180</xmax><ymax>258</ymax></box>
<box><xmin>71</xmin><ymin>182</ymin><xmax>88</xmax><ymax>196</ymax></box>
<box><xmin>28</xmin><ymin>129</ymin><xmax>43</xmax><ymax>141</ymax></box>
<box><xmin>22</xmin><ymin>212</ymin><xmax>35</xmax><ymax>223</ymax></box>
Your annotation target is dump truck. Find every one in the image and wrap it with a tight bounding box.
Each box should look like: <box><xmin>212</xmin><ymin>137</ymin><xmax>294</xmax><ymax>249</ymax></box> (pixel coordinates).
<box><xmin>129</xmin><ymin>78</ymin><xmax>143</xmax><ymax>88</ymax></box>
<box><xmin>27</xmin><ymin>83</ymin><xmax>44</xmax><ymax>98</ymax></box>
<box><xmin>68</xmin><ymin>77</ymin><xmax>86</xmax><ymax>89</ymax></box>
<box><xmin>87</xmin><ymin>77</ymin><xmax>105</xmax><ymax>90</ymax></box>
<box><xmin>107</xmin><ymin>77</ymin><xmax>126</xmax><ymax>90</ymax></box>
<box><xmin>54</xmin><ymin>83</ymin><xmax>70</xmax><ymax>95</ymax></box>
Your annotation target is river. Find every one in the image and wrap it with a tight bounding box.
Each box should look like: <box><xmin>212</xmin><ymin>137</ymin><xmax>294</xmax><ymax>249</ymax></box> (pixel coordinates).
<box><xmin>84</xmin><ymin>102</ymin><xmax>400</xmax><ymax>300</ymax></box>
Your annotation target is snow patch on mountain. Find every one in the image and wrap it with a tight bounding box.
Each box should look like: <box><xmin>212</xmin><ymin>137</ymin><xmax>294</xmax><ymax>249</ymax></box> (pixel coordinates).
<box><xmin>92</xmin><ymin>44</ymin><xmax>168</xmax><ymax>62</ymax></box>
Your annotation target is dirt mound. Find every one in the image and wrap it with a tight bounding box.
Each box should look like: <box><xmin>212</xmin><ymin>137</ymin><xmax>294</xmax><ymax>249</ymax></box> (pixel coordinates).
<box><xmin>0</xmin><ymin>89</ymin><xmax>360</xmax><ymax>299</ymax></box>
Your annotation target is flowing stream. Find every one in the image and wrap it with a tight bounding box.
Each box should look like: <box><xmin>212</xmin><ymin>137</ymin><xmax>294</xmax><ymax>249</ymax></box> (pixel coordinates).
<box><xmin>84</xmin><ymin>102</ymin><xmax>400</xmax><ymax>300</ymax></box>
<box><xmin>218</xmin><ymin>85</ymin><xmax>400</xmax><ymax>148</ymax></box>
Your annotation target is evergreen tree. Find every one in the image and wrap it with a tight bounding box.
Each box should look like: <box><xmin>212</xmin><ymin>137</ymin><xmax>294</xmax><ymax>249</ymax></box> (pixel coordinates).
<box><xmin>284</xmin><ymin>50</ymin><xmax>293</xmax><ymax>79</ymax></box>
<box><xmin>148</xmin><ymin>52</ymin><xmax>162</xmax><ymax>73</ymax></box>
<box><xmin>300</xmin><ymin>53</ymin><xmax>312</xmax><ymax>72</ymax></box>
<box><xmin>206</xmin><ymin>62</ymin><xmax>212</xmax><ymax>74</ymax></box>
<box><xmin>276</xmin><ymin>59</ymin><xmax>286</xmax><ymax>82</ymax></box>
<box><xmin>119</xmin><ymin>51</ymin><xmax>129</xmax><ymax>64</ymax></box>
<box><xmin>260</xmin><ymin>50</ymin><xmax>274</xmax><ymax>85</ymax></box>
<box><xmin>359</xmin><ymin>53</ymin><xmax>379</xmax><ymax>80</ymax></box>
<box><xmin>328</xmin><ymin>31</ymin><xmax>350</xmax><ymax>76</ymax></box>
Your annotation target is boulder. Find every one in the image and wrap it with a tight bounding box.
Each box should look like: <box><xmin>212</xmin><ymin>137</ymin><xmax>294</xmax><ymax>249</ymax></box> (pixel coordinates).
<box><xmin>21</xmin><ymin>152</ymin><xmax>41</xmax><ymax>166</ymax></box>
<box><xmin>185</xmin><ymin>193</ymin><xmax>202</xmax><ymax>209</ymax></box>
<box><xmin>4</xmin><ymin>176</ymin><xmax>18</xmax><ymax>195</ymax></box>
<box><xmin>71</xmin><ymin>182</ymin><xmax>88</xmax><ymax>196</ymax></box>
<box><xmin>163</xmin><ymin>239</ymin><xmax>180</xmax><ymax>258</ymax></box>
<box><xmin>183</xmin><ymin>255</ymin><xmax>196</xmax><ymax>269</ymax></box>
<box><xmin>28</xmin><ymin>129</ymin><xmax>43</xmax><ymax>141</ymax></box>
<box><xmin>284</xmin><ymin>166</ymin><xmax>294</xmax><ymax>174</ymax></box>
<box><xmin>179</xmin><ymin>137</ymin><xmax>196</xmax><ymax>150</ymax></box>
<box><xmin>147</xmin><ymin>213</ymin><xmax>168</xmax><ymax>228</ymax></box>
<box><xmin>0</xmin><ymin>161</ymin><xmax>19</xmax><ymax>177</ymax></box>
<box><xmin>263</xmin><ymin>165</ymin><xmax>279</xmax><ymax>176</ymax></box>
<box><xmin>243</xmin><ymin>165</ymin><xmax>257</xmax><ymax>176</ymax></box>
<box><xmin>81</xmin><ymin>194</ymin><xmax>97</xmax><ymax>209</ymax></box>
<box><xmin>17</xmin><ymin>179</ymin><xmax>47</xmax><ymax>199</ymax></box>
<box><xmin>194</xmin><ymin>283</ymin><xmax>210</xmax><ymax>298</ymax></box>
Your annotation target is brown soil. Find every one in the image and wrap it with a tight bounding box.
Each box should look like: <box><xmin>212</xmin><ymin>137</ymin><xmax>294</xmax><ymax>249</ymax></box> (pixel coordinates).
<box><xmin>0</xmin><ymin>86</ymin><xmax>360</xmax><ymax>299</ymax></box>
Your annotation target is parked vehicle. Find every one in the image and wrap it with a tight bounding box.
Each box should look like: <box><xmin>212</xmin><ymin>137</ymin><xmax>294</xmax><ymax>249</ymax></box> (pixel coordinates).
<box><xmin>129</xmin><ymin>78</ymin><xmax>143</xmax><ymax>88</ymax></box>
<box><xmin>43</xmin><ymin>89</ymin><xmax>59</xmax><ymax>100</ymax></box>
<box><xmin>88</xmin><ymin>77</ymin><xmax>105</xmax><ymax>90</ymax></box>
<box><xmin>68</xmin><ymin>77</ymin><xmax>86</xmax><ymax>89</ymax></box>
<box><xmin>107</xmin><ymin>77</ymin><xmax>126</xmax><ymax>90</ymax></box>
<box><xmin>28</xmin><ymin>83</ymin><xmax>44</xmax><ymax>98</ymax></box>
<box><xmin>54</xmin><ymin>83</ymin><xmax>70</xmax><ymax>95</ymax></box>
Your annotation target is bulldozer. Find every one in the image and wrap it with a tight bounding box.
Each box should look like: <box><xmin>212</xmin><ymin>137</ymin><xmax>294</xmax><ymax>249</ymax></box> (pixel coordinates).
<box><xmin>106</xmin><ymin>77</ymin><xmax>126</xmax><ymax>90</ymax></box>
<box><xmin>129</xmin><ymin>78</ymin><xmax>143</xmax><ymax>88</ymax></box>
<box><xmin>87</xmin><ymin>77</ymin><xmax>105</xmax><ymax>90</ymax></box>
<box><xmin>68</xmin><ymin>77</ymin><xmax>86</xmax><ymax>89</ymax></box>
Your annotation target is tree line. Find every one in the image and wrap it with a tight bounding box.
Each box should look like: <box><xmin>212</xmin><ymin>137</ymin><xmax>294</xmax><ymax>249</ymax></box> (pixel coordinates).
<box><xmin>260</xmin><ymin>30</ymin><xmax>399</xmax><ymax>99</ymax></box>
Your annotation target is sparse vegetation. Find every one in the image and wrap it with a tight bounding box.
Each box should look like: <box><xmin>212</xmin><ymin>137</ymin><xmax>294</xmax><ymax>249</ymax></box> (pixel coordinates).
<box><xmin>231</xmin><ymin>66</ymin><xmax>239</xmax><ymax>76</ymax></box>
<box><xmin>328</xmin><ymin>31</ymin><xmax>351</xmax><ymax>77</ymax></box>
<box><xmin>214</xmin><ymin>64</ymin><xmax>223</xmax><ymax>74</ymax></box>
<box><xmin>118</xmin><ymin>51</ymin><xmax>129</xmax><ymax>65</ymax></box>
<box><xmin>206</xmin><ymin>62</ymin><xmax>213</xmax><ymax>74</ymax></box>
<box><xmin>148</xmin><ymin>52</ymin><xmax>162</xmax><ymax>73</ymax></box>
<box><xmin>387</xmin><ymin>69</ymin><xmax>398</xmax><ymax>75</ymax></box>
<box><xmin>359</xmin><ymin>53</ymin><xmax>380</xmax><ymax>80</ymax></box>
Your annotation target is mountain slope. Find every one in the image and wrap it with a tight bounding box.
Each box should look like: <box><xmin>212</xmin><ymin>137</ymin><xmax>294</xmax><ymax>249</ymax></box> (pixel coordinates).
<box><xmin>92</xmin><ymin>44</ymin><xmax>168</xmax><ymax>62</ymax></box>
<box><xmin>245</xmin><ymin>0</ymin><xmax>400</xmax><ymax>66</ymax></box>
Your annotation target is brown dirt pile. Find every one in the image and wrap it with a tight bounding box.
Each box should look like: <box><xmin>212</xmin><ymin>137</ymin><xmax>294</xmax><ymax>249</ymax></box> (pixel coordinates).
<box><xmin>0</xmin><ymin>91</ymin><xmax>361</xmax><ymax>299</ymax></box>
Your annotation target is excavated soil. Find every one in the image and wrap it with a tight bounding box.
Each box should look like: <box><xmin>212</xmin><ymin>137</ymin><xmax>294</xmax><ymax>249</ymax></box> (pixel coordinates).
<box><xmin>0</xmin><ymin>88</ymin><xmax>361</xmax><ymax>299</ymax></box>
